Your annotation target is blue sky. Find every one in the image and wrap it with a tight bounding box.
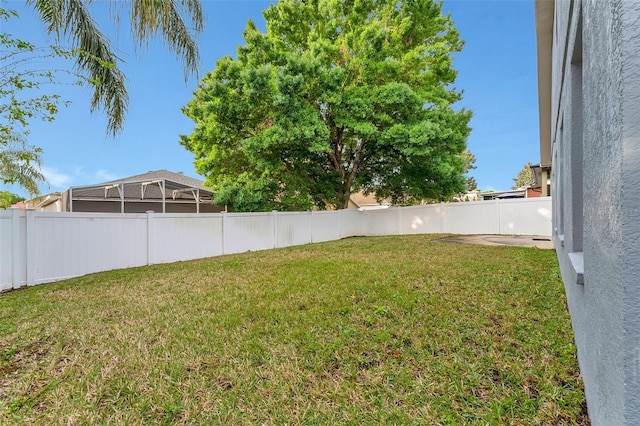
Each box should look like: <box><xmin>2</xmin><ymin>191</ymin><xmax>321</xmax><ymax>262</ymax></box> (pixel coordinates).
<box><xmin>2</xmin><ymin>0</ymin><xmax>539</xmax><ymax>198</ymax></box>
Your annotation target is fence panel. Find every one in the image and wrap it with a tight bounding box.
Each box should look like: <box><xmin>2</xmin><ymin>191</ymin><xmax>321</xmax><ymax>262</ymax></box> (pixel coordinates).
<box><xmin>366</xmin><ymin>208</ymin><xmax>400</xmax><ymax>236</ymax></box>
<box><xmin>397</xmin><ymin>204</ymin><xmax>445</xmax><ymax>235</ymax></box>
<box><xmin>498</xmin><ymin>198</ymin><xmax>552</xmax><ymax>235</ymax></box>
<box><xmin>442</xmin><ymin>201</ymin><xmax>500</xmax><ymax>235</ymax></box>
<box><xmin>275</xmin><ymin>212</ymin><xmax>312</xmax><ymax>248</ymax></box>
<box><xmin>339</xmin><ymin>209</ymin><xmax>367</xmax><ymax>238</ymax></box>
<box><xmin>223</xmin><ymin>213</ymin><xmax>275</xmax><ymax>254</ymax></box>
<box><xmin>149</xmin><ymin>213</ymin><xmax>223</xmax><ymax>264</ymax></box>
<box><xmin>30</xmin><ymin>212</ymin><xmax>148</xmax><ymax>285</ymax></box>
<box><xmin>310</xmin><ymin>211</ymin><xmax>340</xmax><ymax>243</ymax></box>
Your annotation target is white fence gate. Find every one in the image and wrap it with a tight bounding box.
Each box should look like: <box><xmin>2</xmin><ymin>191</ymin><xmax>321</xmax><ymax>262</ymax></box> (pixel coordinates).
<box><xmin>0</xmin><ymin>198</ymin><xmax>551</xmax><ymax>291</ymax></box>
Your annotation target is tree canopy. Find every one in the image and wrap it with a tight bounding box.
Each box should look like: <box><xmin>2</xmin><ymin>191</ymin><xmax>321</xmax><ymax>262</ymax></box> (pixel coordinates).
<box><xmin>181</xmin><ymin>0</ymin><xmax>471</xmax><ymax>211</ymax></box>
<box><xmin>511</xmin><ymin>162</ymin><xmax>535</xmax><ymax>190</ymax></box>
<box><xmin>0</xmin><ymin>191</ymin><xmax>25</xmax><ymax>209</ymax></box>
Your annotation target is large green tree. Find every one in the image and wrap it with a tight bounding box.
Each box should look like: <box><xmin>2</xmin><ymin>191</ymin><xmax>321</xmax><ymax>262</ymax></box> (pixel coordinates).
<box><xmin>181</xmin><ymin>0</ymin><xmax>471</xmax><ymax>211</ymax></box>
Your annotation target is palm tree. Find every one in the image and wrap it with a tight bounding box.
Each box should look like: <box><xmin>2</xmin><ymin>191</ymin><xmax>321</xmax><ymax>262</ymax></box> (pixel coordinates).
<box><xmin>28</xmin><ymin>0</ymin><xmax>204</xmax><ymax>137</ymax></box>
<box><xmin>0</xmin><ymin>143</ymin><xmax>45</xmax><ymax>196</ymax></box>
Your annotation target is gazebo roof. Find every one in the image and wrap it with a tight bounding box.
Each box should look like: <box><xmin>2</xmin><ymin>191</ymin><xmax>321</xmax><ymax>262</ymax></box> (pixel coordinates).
<box><xmin>103</xmin><ymin>170</ymin><xmax>209</xmax><ymax>191</ymax></box>
<box><xmin>69</xmin><ymin>170</ymin><xmax>213</xmax><ymax>202</ymax></box>
<box><xmin>66</xmin><ymin>170</ymin><xmax>216</xmax><ymax>213</ymax></box>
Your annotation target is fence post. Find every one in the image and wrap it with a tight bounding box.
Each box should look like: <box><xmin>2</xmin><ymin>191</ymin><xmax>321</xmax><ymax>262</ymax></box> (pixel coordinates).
<box><xmin>441</xmin><ymin>202</ymin><xmax>446</xmax><ymax>233</ymax></box>
<box><xmin>362</xmin><ymin>209</ymin><xmax>369</xmax><ymax>236</ymax></box>
<box><xmin>310</xmin><ymin>210</ymin><xmax>314</xmax><ymax>243</ymax></box>
<box><xmin>11</xmin><ymin>209</ymin><xmax>23</xmax><ymax>289</ymax></box>
<box><xmin>496</xmin><ymin>198</ymin><xmax>502</xmax><ymax>235</ymax></box>
<box><xmin>146</xmin><ymin>211</ymin><xmax>153</xmax><ymax>265</ymax></box>
<box><xmin>273</xmin><ymin>210</ymin><xmax>278</xmax><ymax>249</ymax></box>
<box><xmin>221</xmin><ymin>211</ymin><xmax>226</xmax><ymax>255</ymax></box>
<box><xmin>25</xmin><ymin>210</ymin><xmax>36</xmax><ymax>286</ymax></box>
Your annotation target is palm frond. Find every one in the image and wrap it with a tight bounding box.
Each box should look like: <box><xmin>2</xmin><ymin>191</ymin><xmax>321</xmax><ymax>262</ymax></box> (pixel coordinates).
<box><xmin>130</xmin><ymin>0</ymin><xmax>202</xmax><ymax>80</ymax></box>
<box><xmin>29</xmin><ymin>0</ymin><xmax>128</xmax><ymax>136</ymax></box>
<box><xmin>27</xmin><ymin>0</ymin><xmax>204</xmax><ymax>136</ymax></box>
<box><xmin>0</xmin><ymin>146</ymin><xmax>45</xmax><ymax>196</ymax></box>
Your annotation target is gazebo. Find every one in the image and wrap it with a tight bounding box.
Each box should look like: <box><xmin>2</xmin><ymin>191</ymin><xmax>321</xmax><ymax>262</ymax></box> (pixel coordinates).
<box><xmin>62</xmin><ymin>170</ymin><xmax>221</xmax><ymax>214</ymax></box>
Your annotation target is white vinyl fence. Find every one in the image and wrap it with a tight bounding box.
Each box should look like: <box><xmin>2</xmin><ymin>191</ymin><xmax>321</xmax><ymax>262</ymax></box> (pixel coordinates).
<box><xmin>0</xmin><ymin>197</ymin><xmax>551</xmax><ymax>291</ymax></box>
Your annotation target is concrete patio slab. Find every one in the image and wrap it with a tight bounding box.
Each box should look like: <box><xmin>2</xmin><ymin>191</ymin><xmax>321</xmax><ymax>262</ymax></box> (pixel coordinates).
<box><xmin>437</xmin><ymin>235</ymin><xmax>554</xmax><ymax>250</ymax></box>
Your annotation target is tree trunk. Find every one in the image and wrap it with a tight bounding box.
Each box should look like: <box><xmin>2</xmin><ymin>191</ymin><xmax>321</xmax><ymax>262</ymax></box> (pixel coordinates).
<box><xmin>340</xmin><ymin>190</ymin><xmax>351</xmax><ymax>209</ymax></box>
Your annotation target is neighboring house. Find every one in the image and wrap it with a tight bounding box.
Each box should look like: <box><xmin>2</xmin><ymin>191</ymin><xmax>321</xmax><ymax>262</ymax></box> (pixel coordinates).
<box><xmin>480</xmin><ymin>171</ymin><xmax>545</xmax><ymax>201</ymax></box>
<box><xmin>525</xmin><ymin>185</ymin><xmax>543</xmax><ymax>198</ymax></box>
<box><xmin>530</xmin><ymin>163</ymin><xmax>551</xmax><ymax>196</ymax></box>
<box><xmin>9</xmin><ymin>201</ymin><xmax>28</xmax><ymax>210</ymax></box>
<box><xmin>347</xmin><ymin>191</ymin><xmax>391</xmax><ymax>210</ymax></box>
<box><xmin>24</xmin><ymin>170</ymin><xmax>223</xmax><ymax>213</ymax></box>
<box><xmin>455</xmin><ymin>187</ymin><xmax>540</xmax><ymax>202</ymax></box>
<box><xmin>536</xmin><ymin>1</ymin><xmax>640</xmax><ymax>424</ymax></box>
<box><xmin>22</xmin><ymin>193</ymin><xmax>63</xmax><ymax>212</ymax></box>
<box><xmin>480</xmin><ymin>189</ymin><xmax>526</xmax><ymax>200</ymax></box>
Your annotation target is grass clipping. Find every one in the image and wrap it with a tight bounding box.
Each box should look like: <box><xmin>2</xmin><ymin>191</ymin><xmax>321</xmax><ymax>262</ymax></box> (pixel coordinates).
<box><xmin>0</xmin><ymin>235</ymin><xmax>587</xmax><ymax>424</ymax></box>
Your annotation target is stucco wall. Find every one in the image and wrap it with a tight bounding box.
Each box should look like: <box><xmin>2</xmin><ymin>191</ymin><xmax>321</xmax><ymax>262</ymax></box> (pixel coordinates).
<box><xmin>619</xmin><ymin>0</ymin><xmax>640</xmax><ymax>421</ymax></box>
<box><xmin>549</xmin><ymin>0</ymin><xmax>640</xmax><ymax>424</ymax></box>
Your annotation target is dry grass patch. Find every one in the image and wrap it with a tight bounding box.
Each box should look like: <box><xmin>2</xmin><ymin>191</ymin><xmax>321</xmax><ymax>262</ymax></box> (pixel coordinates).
<box><xmin>0</xmin><ymin>235</ymin><xmax>587</xmax><ymax>424</ymax></box>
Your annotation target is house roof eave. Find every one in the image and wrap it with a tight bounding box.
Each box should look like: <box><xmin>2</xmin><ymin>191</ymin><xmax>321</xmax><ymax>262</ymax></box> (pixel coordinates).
<box><xmin>534</xmin><ymin>0</ymin><xmax>554</xmax><ymax>168</ymax></box>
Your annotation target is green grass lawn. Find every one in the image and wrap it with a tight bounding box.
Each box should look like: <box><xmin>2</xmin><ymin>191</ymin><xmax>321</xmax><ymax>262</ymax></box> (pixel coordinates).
<box><xmin>0</xmin><ymin>235</ymin><xmax>587</xmax><ymax>425</ymax></box>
